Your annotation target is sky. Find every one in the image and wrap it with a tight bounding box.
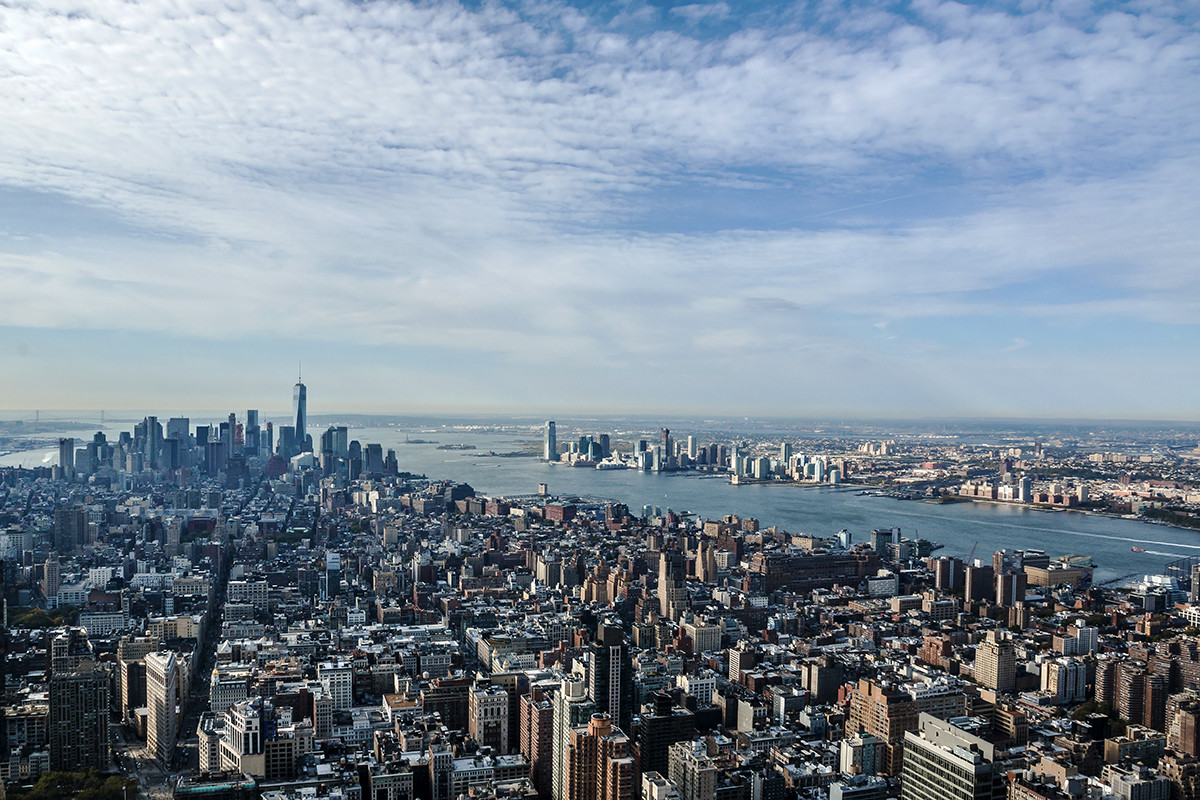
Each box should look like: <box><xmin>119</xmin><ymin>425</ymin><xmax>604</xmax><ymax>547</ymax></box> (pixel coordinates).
<box><xmin>1</xmin><ymin>0</ymin><xmax>1198</xmax><ymax>420</ymax></box>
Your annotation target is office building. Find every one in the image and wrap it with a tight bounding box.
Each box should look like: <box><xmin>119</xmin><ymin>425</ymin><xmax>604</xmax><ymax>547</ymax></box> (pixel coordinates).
<box><xmin>588</xmin><ymin>618</ymin><xmax>633</xmax><ymax>734</ymax></box>
<box><xmin>48</xmin><ymin>658</ymin><xmax>110</xmax><ymax>771</ymax></box>
<box><xmin>545</xmin><ymin>421</ymin><xmax>558</xmax><ymax>462</ymax></box>
<box><xmin>58</xmin><ymin>437</ymin><xmax>75</xmax><ymax>477</ymax></box>
<box><xmin>658</xmin><ymin>550</ymin><xmax>688</xmax><ymax>621</ymax></box>
<box><xmin>53</xmin><ymin>506</ymin><xmax>87</xmax><ymax>554</ymax></box>
<box><xmin>901</xmin><ymin>715</ymin><xmax>1022</xmax><ymax>800</ymax></box>
<box><xmin>245</xmin><ymin>410</ymin><xmax>260</xmax><ymax>455</ymax></box>
<box><xmin>42</xmin><ymin>555</ymin><xmax>61</xmax><ymax>600</ymax></box>
<box><xmin>294</xmin><ymin>373</ymin><xmax>308</xmax><ymax>450</ymax></box>
<box><xmin>635</xmin><ymin>691</ymin><xmax>694</xmax><ymax>779</ymax></box>
<box><xmin>470</xmin><ymin>682</ymin><xmax>511</xmax><ymax>754</ymax></box>
<box><xmin>146</xmin><ymin>651</ymin><xmax>178</xmax><ymax>765</ymax></box>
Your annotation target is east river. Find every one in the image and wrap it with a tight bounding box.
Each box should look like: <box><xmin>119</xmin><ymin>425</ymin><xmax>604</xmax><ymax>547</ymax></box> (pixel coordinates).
<box><xmin>4</xmin><ymin>423</ymin><xmax>1198</xmax><ymax>585</ymax></box>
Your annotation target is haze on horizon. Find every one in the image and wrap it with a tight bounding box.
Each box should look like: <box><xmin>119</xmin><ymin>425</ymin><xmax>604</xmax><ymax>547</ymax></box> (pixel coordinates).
<box><xmin>1</xmin><ymin>0</ymin><xmax>1197</xmax><ymax>420</ymax></box>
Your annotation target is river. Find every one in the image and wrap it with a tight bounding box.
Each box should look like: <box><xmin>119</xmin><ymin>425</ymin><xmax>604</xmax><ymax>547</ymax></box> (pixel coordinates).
<box><xmin>4</xmin><ymin>422</ymin><xmax>1195</xmax><ymax>584</ymax></box>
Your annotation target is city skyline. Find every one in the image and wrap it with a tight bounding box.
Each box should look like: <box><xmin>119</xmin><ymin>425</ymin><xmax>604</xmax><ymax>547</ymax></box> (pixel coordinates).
<box><xmin>1</xmin><ymin>0</ymin><xmax>1198</xmax><ymax>419</ymax></box>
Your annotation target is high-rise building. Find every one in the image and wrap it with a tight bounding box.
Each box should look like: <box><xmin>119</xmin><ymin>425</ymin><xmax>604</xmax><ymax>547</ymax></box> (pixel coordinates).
<box><xmin>320</xmin><ymin>660</ymin><xmax>353</xmax><ymax>710</ymax></box>
<box><xmin>1042</xmin><ymin>658</ymin><xmax>1088</xmax><ymax>705</ymax></box>
<box><xmin>545</xmin><ymin>421</ymin><xmax>558</xmax><ymax>462</ymax></box>
<box><xmin>333</xmin><ymin>426</ymin><xmax>349</xmax><ymax>458</ymax></box>
<box><xmin>553</xmin><ymin>677</ymin><xmax>595</xmax><ymax>800</ymax></box>
<box><xmin>49</xmin><ymin>658</ymin><xmax>110</xmax><ymax>771</ymax></box>
<box><xmin>245</xmin><ymin>410</ymin><xmax>260</xmax><ymax>455</ymax></box>
<box><xmin>668</xmin><ymin>739</ymin><xmax>717</xmax><ymax>800</ymax></box>
<box><xmin>217</xmin><ymin>696</ymin><xmax>299</xmax><ymax>781</ymax></box>
<box><xmin>635</xmin><ymin>691</ymin><xmax>694</xmax><ymax>778</ymax></box>
<box><xmin>365</xmin><ymin>443</ymin><xmax>384</xmax><ymax>475</ymax></box>
<box><xmin>58</xmin><ymin>437</ymin><xmax>75</xmax><ymax>477</ymax></box>
<box><xmin>293</xmin><ymin>373</ymin><xmax>308</xmax><ymax>450</ymax></box>
<box><xmin>846</xmin><ymin>677</ymin><xmax>968</xmax><ymax>777</ymax></box>
<box><xmin>519</xmin><ymin>681</ymin><xmax>557</xmax><ymax>797</ymax></box>
<box><xmin>146</xmin><ymin>415</ymin><xmax>162</xmax><ymax>468</ymax></box>
<box><xmin>658</xmin><ymin>550</ymin><xmax>688</xmax><ymax>621</ymax></box>
<box><xmin>277</xmin><ymin>425</ymin><xmax>296</xmax><ymax>459</ymax></box>
<box><xmin>146</xmin><ymin>651</ymin><xmax>178</xmax><ymax>765</ymax></box>
<box><xmin>43</xmin><ymin>555</ymin><xmax>61</xmax><ymax>600</ymax></box>
<box><xmin>565</xmin><ymin>713</ymin><xmax>635</xmax><ymax>800</ymax></box>
<box><xmin>901</xmin><ymin>715</ymin><xmax>1021</xmax><ymax>800</ymax></box>
<box><xmin>996</xmin><ymin>570</ymin><xmax>1028</xmax><ymax>607</ymax></box>
<box><xmin>53</xmin><ymin>506</ymin><xmax>87</xmax><ymax>554</ymax></box>
<box><xmin>205</xmin><ymin>440</ymin><xmax>227</xmax><ymax>476</ymax></box>
<box><xmin>975</xmin><ymin>630</ymin><xmax>1016</xmax><ymax>693</ymax></box>
<box><xmin>965</xmin><ymin>565</ymin><xmax>995</xmax><ymax>603</ymax></box>
<box><xmin>118</xmin><ymin>635</ymin><xmax>158</xmax><ymax>724</ymax></box>
<box><xmin>588</xmin><ymin>619</ymin><xmax>633</xmax><ymax>735</ymax></box>
<box><xmin>469</xmin><ymin>682</ymin><xmax>510</xmax><ymax>754</ymax></box>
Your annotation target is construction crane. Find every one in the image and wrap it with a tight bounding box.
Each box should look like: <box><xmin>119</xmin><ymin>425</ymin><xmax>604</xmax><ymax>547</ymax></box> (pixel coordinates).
<box><xmin>967</xmin><ymin>540</ymin><xmax>979</xmax><ymax>565</ymax></box>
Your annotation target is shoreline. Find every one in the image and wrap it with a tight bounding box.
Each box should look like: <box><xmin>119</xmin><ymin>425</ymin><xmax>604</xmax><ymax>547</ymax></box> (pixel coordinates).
<box><xmin>904</xmin><ymin>494</ymin><xmax>1199</xmax><ymax>537</ymax></box>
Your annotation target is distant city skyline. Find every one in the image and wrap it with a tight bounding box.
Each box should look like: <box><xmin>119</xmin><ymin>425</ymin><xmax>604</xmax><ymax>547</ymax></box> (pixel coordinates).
<box><xmin>1</xmin><ymin>0</ymin><xmax>1197</xmax><ymax>419</ymax></box>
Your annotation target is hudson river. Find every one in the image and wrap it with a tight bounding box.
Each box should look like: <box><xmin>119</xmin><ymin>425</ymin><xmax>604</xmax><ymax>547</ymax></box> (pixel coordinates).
<box><xmin>369</xmin><ymin>428</ymin><xmax>1195</xmax><ymax>585</ymax></box>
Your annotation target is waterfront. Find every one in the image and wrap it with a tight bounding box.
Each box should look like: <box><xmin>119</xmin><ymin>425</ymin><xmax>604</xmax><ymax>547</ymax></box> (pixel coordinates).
<box><xmin>309</xmin><ymin>426</ymin><xmax>1200</xmax><ymax>584</ymax></box>
<box><xmin>5</xmin><ymin>421</ymin><xmax>1196</xmax><ymax>585</ymax></box>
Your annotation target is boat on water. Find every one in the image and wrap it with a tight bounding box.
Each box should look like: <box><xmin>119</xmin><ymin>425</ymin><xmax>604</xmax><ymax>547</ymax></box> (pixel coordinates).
<box><xmin>1131</xmin><ymin>547</ymin><xmax>1146</xmax><ymax>552</ymax></box>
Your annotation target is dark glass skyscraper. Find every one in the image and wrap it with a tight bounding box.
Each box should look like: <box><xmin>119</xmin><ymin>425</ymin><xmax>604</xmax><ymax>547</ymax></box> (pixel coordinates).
<box><xmin>293</xmin><ymin>373</ymin><xmax>307</xmax><ymax>450</ymax></box>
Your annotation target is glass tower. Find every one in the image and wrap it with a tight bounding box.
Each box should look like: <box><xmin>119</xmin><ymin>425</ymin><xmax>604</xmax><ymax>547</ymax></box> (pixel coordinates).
<box><xmin>293</xmin><ymin>375</ymin><xmax>307</xmax><ymax>449</ymax></box>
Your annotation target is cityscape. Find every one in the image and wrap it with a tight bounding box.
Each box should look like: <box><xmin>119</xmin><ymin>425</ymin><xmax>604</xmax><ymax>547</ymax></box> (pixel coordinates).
<box><xmin>2</xmin><ymin>0</ymin><xmax>1198</xmax><ymax>800</ymax></box>
<box><xmin>3</xmin><ymin>379</ymin><xmax>1200</xmax><ymax>800</ymax></box>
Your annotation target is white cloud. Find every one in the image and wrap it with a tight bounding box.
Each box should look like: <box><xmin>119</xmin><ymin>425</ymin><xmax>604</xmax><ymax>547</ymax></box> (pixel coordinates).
<box><xmin>670</xmin><ymin>4</ymin><xmax>732</xmax><ymax>24</ymax></box>
<box><xmin>0</xmin><ymin>0</ymin><xmax>1197</xmax><ymax>414</ymax></box>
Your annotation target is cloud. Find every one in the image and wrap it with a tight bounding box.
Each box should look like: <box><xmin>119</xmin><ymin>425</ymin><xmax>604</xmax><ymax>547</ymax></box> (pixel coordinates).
<box><xmin>670</xmin><ymin>4</ymin><xmax>732</xmax><ymax>24</ymax></box>
<box><xmin>0</xmin><ymin>0</ymin><xmax>1197</xmax><ymax>415</ymax></box>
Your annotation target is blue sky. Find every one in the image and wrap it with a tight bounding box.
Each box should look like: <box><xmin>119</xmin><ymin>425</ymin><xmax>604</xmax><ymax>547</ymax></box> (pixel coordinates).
<box><xmin>1</xmin><ymin>0</ymin><xmax>1198</xmax><ymax>419</ymax></box>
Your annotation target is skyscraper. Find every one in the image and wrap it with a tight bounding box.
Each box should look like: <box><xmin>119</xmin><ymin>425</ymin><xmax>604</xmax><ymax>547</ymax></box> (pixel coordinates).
<box><xmin>658</xmin><ymin>550</ymin><xmax>688</xmax><ymax>621</ymax></box>
<box><xmin>545</xmin><ymin>421</ymin><xmax>558</xmax><ymax>462</ymax></box>
<box><xmin>49</xmin><ymin>658</ymin><xmax>110</xmax><ymax>771</ymax></box>
<box><xmin>294</xmin><ymin>372</ymin><xmax>308</xmax><ymax>450</ymax></box>
<box><xmin>245</xmin><ymin>409</ymin><xmax>260</xmax><ymax>455</ymax></box>
<box><xmin>146</xmin><ymin>415</ymin><xmax>162</xmax><ymax>468</ymax></box>
<box><xmin>146</xmin><ymin>650</ymin><xmax>178</xmax><ymax>765</ymax></box>
<box><xmin>57</xmin><ymin>437</ymin><xmax>74</xmax><ymax>478</ymax></box>
<box><xmin>588</xmin><ymin>618</ymin><xmax>633</xmax><ymax>735</ymax></box>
